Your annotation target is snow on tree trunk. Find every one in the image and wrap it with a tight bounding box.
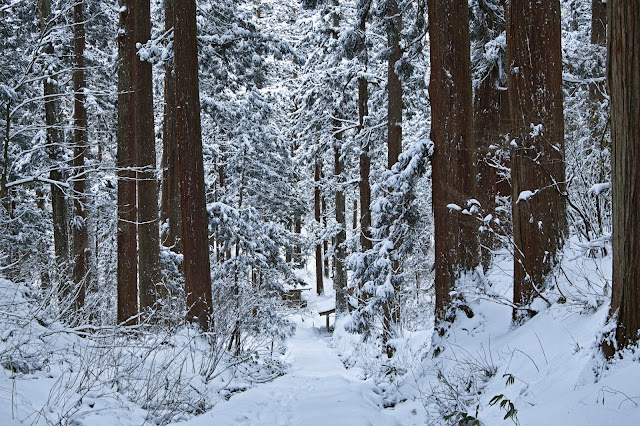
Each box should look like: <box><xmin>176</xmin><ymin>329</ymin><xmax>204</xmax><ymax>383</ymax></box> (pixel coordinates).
<box><xmin>174</xmin><ymin>0</ymin><xmax>213</xmax><ymax>330</ymax></box>
<box><xmin>428</xmin><ymin>0</ymin><xmax>476</xmax><ymax>327</ymax></box>
<box><xmin>334</xmin><ymin>120</ymin><xmax>347</xmax><ymax>316</ymax></box>
<box><xmin>506</xmin><ymin>0</ymin><xmax>566</xmax><ymax>322</ymax></box>
<box><xmin>472</xmin><ymin>0</ymin><xmax>507</xmax><ymax>273</ymax></box>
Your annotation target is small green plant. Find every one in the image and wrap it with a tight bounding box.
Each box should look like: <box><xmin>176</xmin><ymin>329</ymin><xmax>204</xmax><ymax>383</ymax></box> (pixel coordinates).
<box><xmin>487</xmin><ymin>373</ymin><xmax>519</xmax><ymax>423</ymax></box>
<box><xmin>443</xmin><ymin>411</ymin><xmax>482</xmax><ymax>426</ymax></box>
<box><xmin>488</xmin><ymin>394</ymin><xmax>518</xmax><ymax>422</ymax></box>
<box><xmin>503</xmin><ymin>373</ymin><xmax>515</xmax><ymax>386</ymax></box>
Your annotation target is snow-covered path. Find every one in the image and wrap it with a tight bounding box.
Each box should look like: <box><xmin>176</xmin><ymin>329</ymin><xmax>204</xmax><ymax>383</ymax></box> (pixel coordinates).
<box><xmin>179</xmin><ymin>322</ymin><xmax>400</xmax><ymax>426</ymax></box>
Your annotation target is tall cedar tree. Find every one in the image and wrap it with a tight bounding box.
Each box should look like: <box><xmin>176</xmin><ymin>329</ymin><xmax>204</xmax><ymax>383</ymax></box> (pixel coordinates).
<box><xmin>136</xmin><ymin>0</ymin><xmax>162</xmax><ymax>312</ymax></box>
<box><xmin>71</xmin><ymin>0</ymin><xmax>88</xmax><ymax>315</ymax></box>
<box><xmin>314</xmin><ymin>160</ymin><xmax>323</xmax><ymax>294</ymax></box>
<box><xmin>357</xmin><ymin>1</ymin><xmax>372</xmax><ymax>291</ymax></box>
<box><xmin>39</xmin><ymin>0</ymin><xmax>69</xmax><ymax>276</ymax></box>
<box><xmin>386</xmin><ymin>0</ymin><xmax>402</xmax><ymax>169</ymax></box>
<box><xmin>506</xmin><ymin>0</ymin><xmax>566</xmax><ymax>322</ymax></box>
<box><xmin>117</xmin><ymin>0</ymin><xmax>138</xmax><ymax>325</ymax></box>
<box><xmin>473</xmin><ymin>1</ymin><xmax>508</xmax><ymax>272</ymax></box>
<box><xmin>604</xmin><ymin>0</ymin><xmax>640</xmax><ymax>355</ymax></box>
<box><xmin>174</xmin><ymin>0</ymin><xmax>213</xmax><ymax>329</ymax></box>
<box><xmin>161</xmin><ymin>0</ymin><xmax>181</xmax><ymax>251</ymax></box>
<box><xmin>332</xmin><ymin>1</ymin><xmax>347</xmax><ymax>316</ymax></box>
<box><xmin>428</xmin><ymin>0</ymin><xmax>476</xmax><ymax>326</ymax></box>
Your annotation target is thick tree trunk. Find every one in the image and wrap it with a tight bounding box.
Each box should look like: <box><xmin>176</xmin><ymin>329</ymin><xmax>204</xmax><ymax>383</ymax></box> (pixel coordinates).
<box><xmin>428</xmin><ymin>0</ymin><xmax>475</xmax><ymax>325</ymax></box>
<box><xmin>161</xmin><ymin>0</ymin><xmax>181</xmax><ymax>251</ymax></box>
<box><xmin>174</xmin><ymin>0</ymin><xmax>213</xmax><ymax>330</ymax></box>
<box><xmin>473</xmin><ymin>3</ymin><xmax>507</xmax><ymax>272</ymax></box>
<box><xmin>71</xmin><ymin>0</ymin><xmax>88</xmax><ymax>316</ymax></box>
<box><xmin>39</xmin><ymin>0</ymin><xmax>69</xmax><ymax>279</ymax></box>
<box><xmin>506</xmin><ymin>0</ymin><xmax>566</xmax><ymax>322</ymax></box>
<box><xmin>314</xmin><ymin>160</ymin><xmax>323</xmax><ymax>294</ymax></box>
<box><xmin>605</xmin><ymin>0</ymin><xmax>640</xmax><ymax>355</ymax></box>
<box><xmin>136</xmin><ymin>0</ymin><xmax>162</xmax><ymax>314</ymax></box>
<box><xmin>117</xmin><ymin>0</ymin><xmax>138</xmax><ymax>325</ymax></box>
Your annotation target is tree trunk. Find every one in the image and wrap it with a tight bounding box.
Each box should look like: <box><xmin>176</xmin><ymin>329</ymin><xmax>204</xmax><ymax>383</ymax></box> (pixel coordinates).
<box><xmin>136</xmin><ymin>0</ymin><xmax>162</xmax><ymax>314</ymax></box>
<box><xmin>322</xmin><ymin>165</ymin><xmax>330</xmax><ymax>278</ymax></box>
<box><xmin>174</xmin><ymin>0</ymin><xmax>213</xmax><ymax>330</ymax></box>
<box><xmin>161</xmin><ymin>0</ymin><xmax>181</xmax><ymax>251</ymax></box>
<box><xmin>591</xmin><ymin>0</ymin><xmax>607</xmax><ymax>45</ymax></box>
<box><xmin>386</xmin><ymin>0</ymin><xmax>402</xmax><ymax>168</ymax></box>
<box><xmin>117</xmin><ymin>0</ymin><xmax>138</xmax><ymax>325</ymax></box>
<box><xmin>428</xmin><ymin>0</ymin><xmax>475</xmax><ymax>326</ymax></box>
<box><xmin>352</xmin><ymin>199</ymin><xmax>357</xmax><ymax>230</ymax></box>
<box><xmin>357</xmin><ymin>4</ymin><xmax>372</xmax><ymax>298</ymax></box>
<box><xmin>506</xmin><ymin>0</ymin><xmax>566</xmax><ymax>322</ymax></box>
<box><xmin>473</xmin><ymin>2</ymin><xmax>506</xmax><ymax>272</ymax></box>
<box><xmin>358</xmin><ymin>75</ymin><xmax>372</xmax><ymax>258</ymax></box>
<box><xmin>331</xmin><ymin>1</ymin><xmax>347</xmax><ymax>316</ymax></box>
<box><xmin>39</xmin><ymin>0</ymin><xmax>69</xmax><ymax>280</ymax></box>
<box><xmin>71</xmin><ymin>0</ymin><xmax>88</xmax><ymax>316</ymax></box>
<box><xmin>604</xmin><ymin>0</ymin><xmax>640</xmax><ymax>355</ymax></box>
<box><xmin>314</xmin><ymin>160</ymin><xmax>323</xmax><ymax>295</ymax></box>
<box><xmin>334</xmin><ymin>121</ymin><xmax>347</xmax><ymax>316</ymax></box>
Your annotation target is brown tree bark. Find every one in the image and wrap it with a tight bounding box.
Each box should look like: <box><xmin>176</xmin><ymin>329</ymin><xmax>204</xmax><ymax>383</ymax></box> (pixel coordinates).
<box><xmin>136</xmin><ymin>0</ymin><xmax>162</xmax><ymax>314</ymax></box>
<box><xmin>604</xmin><ymin>0</ymin><xmax>640</xmax><ymax>355</ymax></box>
<box><xmin>161</xmin><ymin>0</ymin><xmax>181</xmax><ymax>251</ymax></box>
<box><xmin>506</xmin><ymin>0</ymin><xmax>566</xmax><ymax>322</ymax></box>
<box><xmin>474</xmin><ymin>2</ymin><xmax>507</xmax><ymax>272</ymax></box>
<box><xmin>358</xmin><ymin>77</ymin><xmax>372</xmax><ymax>256</ymax></box>
<box><xmin>314</xmin><ymin>160</ymin><xmax>323</xmax><ymax>294</ymax></box>
<box><xmin>591</xmin><ymin>0</ymin><xmax>607</xmax><ymax>45</ymax></box>
<box><xmin>356</xmin><ymin>3</ymin><xmax>372</xmax><ymax>298</ymax></box>
<box><xmin>117</xmin><ymin>0</ymin><xmax>138</xmax><ymax>325</ymax></box>
<box><xmin>71</xmin><ymin>0</ymin><xmax>88</xmax><ymax>316</ymax></box>
<box><xmin>39</xmin><ymin>0</ymin><xmax>69</xmax><ymax>278</ymax></box>
<box><xmin>174</xmin><ymin>0</ymin><xmax>213</xmax><ymax>330</ymax></box>
<box><xmin>428</xmin><ymin>0</ymin><xmax>475</xmax><ymax>325</ymax></box>
<box><xmin>322</xmin><ymin>159</ymin><xmax>330</xmax><ymax>279</ymax></box>
<box><xmin>334</xmin><ymin>121</ymin><xmax>347</xmax><ymax>316</ymax></box>
<box><xmin>386</xmin><ymin>0</ymin><xmax>402</xmax><ymax>168</ymax></box>
<box><xmin>331</xmin><ymin>0</ymin><xmax>347</xmax><ymax>316</ymax></box>
<box><xmin>588</xmin><ymin>0</ymin><xmax>608</xmax><ymax>236</ymax></box>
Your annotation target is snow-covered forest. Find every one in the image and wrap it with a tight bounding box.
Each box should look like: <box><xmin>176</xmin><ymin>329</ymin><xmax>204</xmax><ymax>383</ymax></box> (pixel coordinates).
<box><xmin>0</xmin><ymin>0</ymin><xmax>638</xmax><ymax>424</ymax></box>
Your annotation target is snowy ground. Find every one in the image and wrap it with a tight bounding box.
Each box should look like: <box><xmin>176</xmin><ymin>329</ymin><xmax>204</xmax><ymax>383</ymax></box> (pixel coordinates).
<box><xmin>175</xmin><ymin>315</ymin><xmax>399</xmax><ymax>426</ymax></box>
<box><xmin>1</xmin><ymin>242</ymin><xmax>639</xmax><ymax>425</ymax></box>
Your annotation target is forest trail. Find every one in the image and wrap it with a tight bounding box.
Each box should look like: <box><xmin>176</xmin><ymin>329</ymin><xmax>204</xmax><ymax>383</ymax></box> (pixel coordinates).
<box><xmin>178</xmin><ymin>319</ymin><xmax>399</xmax><ymax>426</ymax></box>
